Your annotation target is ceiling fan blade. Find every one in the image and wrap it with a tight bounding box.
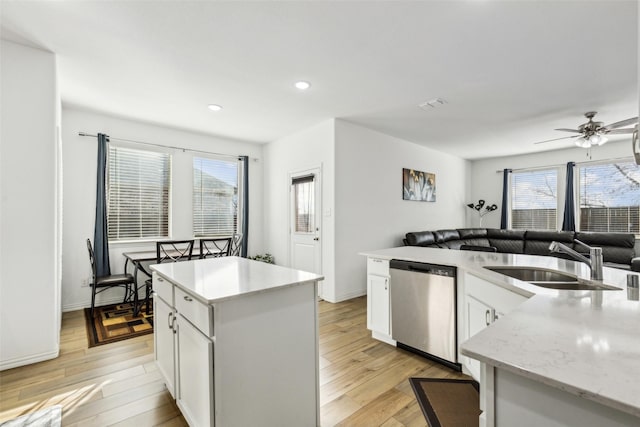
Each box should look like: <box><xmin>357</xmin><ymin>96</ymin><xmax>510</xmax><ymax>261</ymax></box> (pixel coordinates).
<box><xmin>533</xmin><ymin>135</ymin><xmax>580</xmax><ymax>145</ymax></box>
<box><xmin>554</xmin><ymin>128</ymin><xmax>582</xmax><ymax>133</ymax></box>
<box><xmin>606</xmin><ymin>128</ymin><xmax>636</xmax><ymax>134</ymax></box>
<box><xmin>604</xmin><ymin>117</ymin><xmax>638</xmax><ymax>130</ymax></box>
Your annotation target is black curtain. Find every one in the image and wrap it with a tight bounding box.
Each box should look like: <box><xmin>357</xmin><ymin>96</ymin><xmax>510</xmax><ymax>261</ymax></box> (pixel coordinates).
<box><xmin>240</xmin><ymin>156</ymin><xmax>249</xmax><ymax>258</ymax></box>
<box><xmin>500</xmin><ymin>169</ymin><xmax>512</xmax><ymax>229</ymax></box>
<box><xmin>94</xmin><ymin>133</ymin><xmax>111</xmax><ymax>276</ymax></box>
<box><xmin>562</xmin><ymin>162</ymin><xmax>576</xmax><ymax>231</ymax></box>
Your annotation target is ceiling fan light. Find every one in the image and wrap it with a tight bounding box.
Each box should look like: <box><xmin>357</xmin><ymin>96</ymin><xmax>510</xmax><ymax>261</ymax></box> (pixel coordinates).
<box><xmin>595</xmin><ymin>135</ymin><xmax>608</xmax><ymax>146</ymax></box>
<box><xmin>574</xmin><ymin>137</ymin><xmax>591</xmax><ymax>148</ymax></box>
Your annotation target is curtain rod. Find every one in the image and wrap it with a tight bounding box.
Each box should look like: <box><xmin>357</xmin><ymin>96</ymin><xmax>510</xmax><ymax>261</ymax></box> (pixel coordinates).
<box><xmin>78</xmin><ymin>132</ymin><xmax>247</xmax><ymax>160</ymax></box>
<box><xmin>495</xmin><ymin>156</ymin><xmax>634</xmax><ymax>173</ymax></box>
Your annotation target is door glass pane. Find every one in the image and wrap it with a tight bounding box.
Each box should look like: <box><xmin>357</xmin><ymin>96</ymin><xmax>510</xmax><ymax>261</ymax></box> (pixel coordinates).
<box><xmin>294</xmin><ymin>180</ymin><xmax>314</xmax><ymax>233</ymax></box>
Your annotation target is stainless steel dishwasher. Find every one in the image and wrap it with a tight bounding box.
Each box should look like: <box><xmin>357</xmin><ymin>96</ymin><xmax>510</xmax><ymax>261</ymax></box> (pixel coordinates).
<box><xmin>390</xmin><ymin>260</ymin><xmax>459</xmax><ymax>370</ymax></box>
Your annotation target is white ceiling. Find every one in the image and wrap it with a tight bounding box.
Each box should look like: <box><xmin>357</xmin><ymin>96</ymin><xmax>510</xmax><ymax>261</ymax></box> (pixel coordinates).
<box><xmin>1</xmin><ymin>1</ymin><xmax>637</xmax><ymax>160</ymax></box>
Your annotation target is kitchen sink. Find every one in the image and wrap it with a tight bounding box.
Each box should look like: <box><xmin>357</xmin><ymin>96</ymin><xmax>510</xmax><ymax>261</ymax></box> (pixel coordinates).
<box><xmin>484</xmin><ymin>266</ymin><xmax>621</xmax><ymax>291</ymax></box>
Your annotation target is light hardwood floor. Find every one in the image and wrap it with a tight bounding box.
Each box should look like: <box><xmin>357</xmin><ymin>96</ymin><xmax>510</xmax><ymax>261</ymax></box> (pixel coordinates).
<box><xmin>0</xmin><ymin>296</ymin><xmax>466</xmax><ymax>426</ymax></box>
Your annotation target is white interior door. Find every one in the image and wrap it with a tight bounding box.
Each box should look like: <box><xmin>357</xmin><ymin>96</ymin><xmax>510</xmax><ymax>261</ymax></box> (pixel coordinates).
<box><xmin>289</xmin><ymin>169</ymin><xmax>322</xmax><ymax>280</ymax></box>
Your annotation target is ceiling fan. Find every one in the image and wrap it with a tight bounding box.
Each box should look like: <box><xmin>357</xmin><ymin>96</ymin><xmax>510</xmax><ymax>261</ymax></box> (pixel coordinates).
<box><xmin>534</xmin><ymin>111</ymin><xmax>638</xmax><ymax>148</ymax></box>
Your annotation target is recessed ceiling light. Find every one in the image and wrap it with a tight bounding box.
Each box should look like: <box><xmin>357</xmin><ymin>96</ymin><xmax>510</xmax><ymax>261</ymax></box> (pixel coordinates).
<box><xmin>207</xmin><ymin>104</ymin><xmax>222</xmax><ymax>112</ymax></box>
<box><xmin>295</xmin><ymin>81</ymin><xmax>311</xmax><ymax>90</ymax></box>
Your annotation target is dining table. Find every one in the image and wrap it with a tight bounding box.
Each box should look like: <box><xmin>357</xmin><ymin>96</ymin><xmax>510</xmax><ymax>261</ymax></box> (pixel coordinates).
<box><xmin>122</xmin><ymin>247</ymin><xmax>203</xmax><ymax>316</ymax></box>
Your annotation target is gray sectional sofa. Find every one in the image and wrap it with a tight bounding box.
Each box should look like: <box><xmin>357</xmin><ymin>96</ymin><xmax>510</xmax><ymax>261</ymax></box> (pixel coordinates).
<box><xmin>403</xmin><ymin>228</ymin><xmax>640</xmax><ymax>272</ymax></box>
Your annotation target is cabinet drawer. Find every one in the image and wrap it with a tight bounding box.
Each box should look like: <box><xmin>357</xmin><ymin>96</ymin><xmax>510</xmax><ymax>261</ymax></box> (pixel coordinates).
<box><xmin>368</xmin><ymin>258</ymin><xmax>389</xmax><ymax>276</ymax></box>
<box><xmin>153</xmin><ymin>273</ymin><xmax>173</xmax><ymax>305</ymax></box>
<box><xmin>175</xmin><ymin>287</ymin><xmax>213</xmax><ymax>337</ymax></box>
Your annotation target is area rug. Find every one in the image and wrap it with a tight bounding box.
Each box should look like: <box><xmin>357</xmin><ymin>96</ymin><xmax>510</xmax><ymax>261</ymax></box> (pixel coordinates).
<box><xmin>409</xmin><ymin>377</ymin><xmax>481</xmax><ymax>427</ymax></box>
<box><xmin>0</xmin><ymin>405</ymin><xmax>62</xmax><ymax>427</ymax></box>
<box><xmin>84</xmin><ymin>301</ymin><xmax>153</xmax><ymax>347</ymax></box>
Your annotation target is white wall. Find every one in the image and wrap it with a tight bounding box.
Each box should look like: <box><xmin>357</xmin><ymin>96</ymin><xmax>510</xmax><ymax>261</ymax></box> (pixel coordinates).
<box><xmin>1</xmin><ymin>40</ymin><xmax>61</xmax><ymax>370</ymax></box>
<box><xmin>469</xmin><ymin>141</ymin><xmax>635</xmax><ymax>230</ymax></box>
<box><xmin>61</xmin><ymin>107</ymin><xmax>263</xmax><ymax>311</ymax></box>
<box><xmin>334</xmin><ymin>120</ymin><xmax>470</xmax><ymax>301</ymax></box>
<box><xmin>262</xmin><ymin>120</ymin><xmax>336</xmax><ymax>299</ymax></box>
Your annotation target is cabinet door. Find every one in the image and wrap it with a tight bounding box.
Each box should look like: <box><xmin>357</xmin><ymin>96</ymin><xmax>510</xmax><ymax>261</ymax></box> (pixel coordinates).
<box><xmin>367</xmin><ymin>274</ymin><xmax>390</xmax><ymax>335</ymax></box>
<box><xmin>177</xmin><ymin>316</ymin><xmax>214</xmax><ymax>427</ymax></box>
<box><xmin>465</xmin><ymin>295</ymin><xmax>493</xmax><ymax>380</ymax></box>
<box><xmin>154</xmin><ymin>296</ymin><xmax>176</xmax><ymax>398</ymax></box>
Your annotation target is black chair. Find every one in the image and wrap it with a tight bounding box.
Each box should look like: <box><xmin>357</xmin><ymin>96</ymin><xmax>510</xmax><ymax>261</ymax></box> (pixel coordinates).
<box><xmin>229</xmin><ymin>233</ymin><xmax>243</xmax><ymax>257</ymax></box>
<box><xmin>86</xmin><ymin>238</ymin><xmax>135</xmax><ymax>318</ymax></box>
<box><xmin>143</xmin><ymin>240</ymin><xmax>195</xmax><ymax>314</ymax></box>
<box><xmin>156</xmin><ymin>239</ymin><xmax>195</xmax><ymax>263</ymax></box>
<box><xmin>200</xmin><ymin>238</ymin><xmax>232</xmax><ymax>259</ymax></box>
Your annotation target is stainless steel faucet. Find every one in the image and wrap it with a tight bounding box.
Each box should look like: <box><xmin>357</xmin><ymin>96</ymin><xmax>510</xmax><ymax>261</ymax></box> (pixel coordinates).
<box><xmin>549</xmin><ymin>239</ymin><xmax>603</xmax><ymax>281</ymax></box>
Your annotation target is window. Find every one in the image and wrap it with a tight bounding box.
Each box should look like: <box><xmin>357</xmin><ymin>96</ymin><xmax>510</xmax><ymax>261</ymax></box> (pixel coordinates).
<box><xmin>578</xmin><ymin>160</ymin><xmax>640</xmax><ymax>233</ymax></box>
<box><xmin>510</xmin><ymin>168</ymin><xmax>558</xmax><ymax>230</ymax></box>
<box><xmin>193</xmin><ymin>157</ymin><xmax>239</xmax><ymax>237</ymax></box>
<box><xmin>107</xmin><ymin>146</ymin><xmax>171</xmax><ymax>240</ymax></box>
<box><xmin>292</xmin><ymin>175</ymin><xmax>315</xmax><ymax>233</ymax></box>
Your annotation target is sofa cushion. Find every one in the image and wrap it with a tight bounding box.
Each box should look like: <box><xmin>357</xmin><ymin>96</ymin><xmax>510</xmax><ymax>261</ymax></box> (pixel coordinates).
<box><xmin>457</xmin><ymin>228</ymin><xmax>488</xmax><ymax>239</ymax></box>
<box><xmin>460</xmin><ymin>244</ymin><xmax>497</xmax><ymax>252</ymax></box>
<box><xmin>575</xmin><ymin>232</ymin><xmax>635</xmax><ymax>265</ymax></box>
<box><xmin>487</xmin><ymin>229</ymin><xmax>526</xmax><ymax>254</ymax></box>
<box><xmin>433</xmin><ymin>229</ymin><xmax>461</xmax><ymax>243</ymax></box>
<box><xmin>405</xmin><ymin>231</ymin><xmax>437</xmax><ymax>247</ymax></box>
<box><xmin>524</xmin><ymin>230</ymin><xmax>575</xmax><ymax>256</ymax></box>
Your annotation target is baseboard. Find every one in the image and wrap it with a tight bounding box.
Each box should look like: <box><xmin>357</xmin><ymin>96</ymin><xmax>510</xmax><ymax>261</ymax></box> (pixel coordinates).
<box><xmin>1</xmin><ymin>348</ymin><xmax>59</xmax><ymax>371</ymax></box>
<box><xmin>324</xmin><ymin>289</ymin><xmax>366</xmax><ymax>303</ymax></box>
<box><xmin>62</xmin><ymin>295</ymin><xmax>128</xmax><ymax>312</ymax></box>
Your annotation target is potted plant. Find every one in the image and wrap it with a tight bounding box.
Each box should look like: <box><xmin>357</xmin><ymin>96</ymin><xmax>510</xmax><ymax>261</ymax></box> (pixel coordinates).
<box><xmin>250</xmin><ymin>253</ymin><xmax>274</xmax><ymax>264</ymax></box>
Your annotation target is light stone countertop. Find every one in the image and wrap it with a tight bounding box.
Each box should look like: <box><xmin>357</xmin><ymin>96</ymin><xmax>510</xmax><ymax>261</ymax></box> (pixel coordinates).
<box><xmin>150</xmin><ymin>256</ymin><xmax>324</xmax><ymax>304</ymax></box>
<box><xmin>361</xmin><ymin>246</ymin><xmax>640</xmax><ymax>417</ymax></box>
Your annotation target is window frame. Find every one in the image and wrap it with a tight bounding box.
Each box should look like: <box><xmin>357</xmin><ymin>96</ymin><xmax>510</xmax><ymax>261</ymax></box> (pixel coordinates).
<box><xmin>577</xmin><ymin>158</ymin><xmax>640</xmax><ymax>235</ymax></box>
<box><xmin>508</xmin><ymin>167</ymin><xmax>560</xmax><ymax>231</ymax></box>
<box><xmin>192</xmin><ymin>154</ymin><xmax>243</xmax><ymax>238</ymax></box>
<box><xmin>106</xmin><ymin>143</ymin><xmax>173</xmax><ymax>243</ymax></box>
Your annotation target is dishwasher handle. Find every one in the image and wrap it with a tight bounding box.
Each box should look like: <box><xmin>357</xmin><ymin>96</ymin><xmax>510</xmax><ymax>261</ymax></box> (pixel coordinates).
<box><xmin>390</xmin><ymin>260</ymin><xmax>456</xmax><ymax>277</ymax></box>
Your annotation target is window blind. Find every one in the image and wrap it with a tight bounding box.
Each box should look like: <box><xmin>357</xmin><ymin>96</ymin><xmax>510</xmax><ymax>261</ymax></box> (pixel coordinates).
<box><xmin>292</xmin><ymin>175</ymin><xmax>315</xmax><ymax>233</ymax></box>
<box><xmin>578</xmin><ymin>161</ymin><xmax>640</xmax><ymax>233</ymax></box>
<box><xmin>107</xmin><ymin>146</ymin><xmax>171</xmax><ymax>240</ymax></box>
<box><xmin>510</xmin><ymin>169</ymin><xmax>557</xmax><ymax>230</ymax></box>
<box><xmin>193</xmin><ymin>157</ymin><xmax>239</xmax><ymax>237</ymax></box>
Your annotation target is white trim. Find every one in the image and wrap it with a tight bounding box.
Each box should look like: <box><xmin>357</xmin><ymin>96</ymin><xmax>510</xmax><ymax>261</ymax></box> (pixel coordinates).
<box><xmin>62</xmin><ymin>295</ymin><xmax>126</xmax><ymax>312</ymax></box>
<box><xmin>1</xmin><ymin>348</ymin><xmax>59</xmax><ymax>371</ymax></box>
<box><xmin>328</xmin><ymin>289</ymin><xmax>366</xmax><ymax>304</ymax></box>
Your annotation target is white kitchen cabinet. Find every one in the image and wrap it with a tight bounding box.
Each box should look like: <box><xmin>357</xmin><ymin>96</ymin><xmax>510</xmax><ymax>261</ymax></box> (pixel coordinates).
<box><xmin>152</xmin><ymin>260</ymin><xmax>320</xmax><ymax>427</ymax></box>
<box><xmin>462</xmin><ymin>273</ymin><xmax>528</xmax><ymax>380</ymax></box>
<box><xmin>176</xmin><ymin>314</ymin><xmax>214</xmax><ymax>427</ymax></box>
<box><xmin>153</xmin><ymin>272</ymin><xmax>214</xmax><ymax>426</ymax></box>
<box><xmin>154</xmin><ymin>294</ymin><xmax>176</xmax><ymax>398</ymax></box>
<box><xmin>367</xmin><ymin>274</ymin><xmax>389</xmax><ymax>334</ymax></box>
<box><xmin>366</xmin><ymin>257</ymin><xmax>395</xmax><ymax>345</ymax></box>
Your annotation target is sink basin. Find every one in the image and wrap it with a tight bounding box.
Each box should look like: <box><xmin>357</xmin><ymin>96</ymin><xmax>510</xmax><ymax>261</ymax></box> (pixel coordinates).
<box><xmin>484</xmin><ymin>266</ymin><xmax>621</xmax><ymax>291</ymax></box>
<box><xmin>485</xmin><ymin>266</ymin><xmax>577</xmax><ymax>282</ymax></box>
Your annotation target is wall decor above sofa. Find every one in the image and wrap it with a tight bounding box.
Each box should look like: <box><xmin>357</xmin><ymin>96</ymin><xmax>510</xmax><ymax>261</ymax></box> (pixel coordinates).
<box><xmin>403</xmin><ymin>168</ymin><xmax>435</xmax><ymax>202</ymax></box>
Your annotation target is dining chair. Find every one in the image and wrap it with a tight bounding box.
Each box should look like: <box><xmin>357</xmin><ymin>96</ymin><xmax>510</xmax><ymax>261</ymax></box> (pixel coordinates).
<box><xmin>156</xmin><ymin>239</ymin><xmax>195</xmax><ymax>263</ymax></box>
<box><xmin>143</xmin><ymin>239</ymin><xmax>195</xmax><ymax>314</ymax></box>
<box><xmin>86</xmin><ymin>238</ymin><xmax>135</xmax><ymax>318</ymax></box>
<box><xmin>229</xmin><ymin>233</ymin><xmax>244</xmax><ymax>257</ymax></box>
<box><xmin>200</xmin><ymin>237</ymin><xmax>232</xmax><ymax>259</ymax></box>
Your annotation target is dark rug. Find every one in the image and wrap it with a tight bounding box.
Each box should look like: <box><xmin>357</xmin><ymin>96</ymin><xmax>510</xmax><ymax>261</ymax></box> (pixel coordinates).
<box><xmin>409</xmin><ymin>377</ymin><xmax>481</xmax><ymax>427</ymax></box>
<box><xmin>84</xmin><ymin>301</ymin><xmax>153</xmax><ymax>347</ymax></box>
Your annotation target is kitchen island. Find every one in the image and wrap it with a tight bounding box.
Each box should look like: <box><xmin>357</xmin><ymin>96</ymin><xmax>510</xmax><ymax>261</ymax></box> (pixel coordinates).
<box><xmin>361</xmin><ymin>246</ymin><xmax>640</xmax><ymax>426</ymax></box>
<box><xmin>150</xmin><ymin>256</ymin><xmax>323</xmax><ymax>427</ymax></box>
